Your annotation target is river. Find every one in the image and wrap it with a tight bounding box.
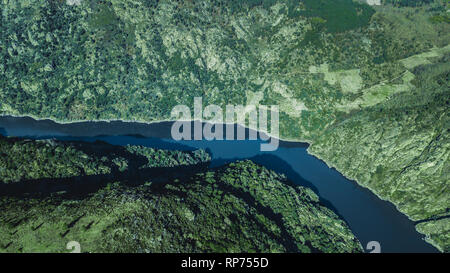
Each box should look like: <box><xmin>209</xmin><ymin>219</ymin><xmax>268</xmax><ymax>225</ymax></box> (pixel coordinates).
<box><xmin>0</xmin><ymin>116</ymin><xmax>438</xmax><ymax>253</ymax></box>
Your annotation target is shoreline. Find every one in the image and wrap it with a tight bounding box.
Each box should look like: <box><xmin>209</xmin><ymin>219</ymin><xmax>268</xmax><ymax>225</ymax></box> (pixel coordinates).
<box><xmin>305</xmin><ymin>148</ymin><xmax>443</xmax><ymax>252</ymax></box>
<box><xmin>0</xmin><ymin>113</ymin><xmax>312</xmax><ymax>145</ymax></box>
<box><xmin>0</xmin><ymin>112</ymin><xmax>441</xmax><ymax>252</ymax></box>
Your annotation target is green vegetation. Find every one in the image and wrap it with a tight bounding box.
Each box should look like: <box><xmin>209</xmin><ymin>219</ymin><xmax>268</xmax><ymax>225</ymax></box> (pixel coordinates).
<box><xmin>0</xmin><ymin>136</ymin><xmax>111</xmax><ymax>183</ymax></box>
<box><xmin>0</xmin><ymin>0</ymin><xmax>449</xmax><ymax>251</ymax></box>
<box><xmin>416</xmin><ymin>218</ymin><xmax>450</xmax><ymax>253</ymax></box>
<box><xmin>0</xmin><ymin>135</ymin><xmax>210</xmax><ymax>183</ymax></box>
<box><xmin>429</xmin><ymin>14</ymin><xmax>450</xmax><ymax>24</ymax></box>
<box><xmin>310</xmin><ymin>60</ymin><xmax>449</xmax><ymax>220</ymax></box>
<box><xmin>0</xmin><ymin>136</ymin><xmax>361</xmax><ymax>253</ymax></box>
<box><xmin>300</xmin><ymin>0</ymin><xmax>375</xmax><ymax>33</ymax></box>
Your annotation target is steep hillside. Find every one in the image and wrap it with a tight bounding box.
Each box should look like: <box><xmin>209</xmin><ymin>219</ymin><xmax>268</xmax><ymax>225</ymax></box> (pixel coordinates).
<box><xmin>1</xmin><ymin>0</ymin><xmax>448</xmax><ymax>251</ymax></box>
<box><xmin>0</xmin><ymin>136</ymin><xmax>361</xmax><ymax>253</ymax></box>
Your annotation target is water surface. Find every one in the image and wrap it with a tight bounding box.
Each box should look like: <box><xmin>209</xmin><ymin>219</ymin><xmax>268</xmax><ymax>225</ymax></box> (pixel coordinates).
<box><xmin>0</xmin><ymin>116</ymin><xmax>438</xmax><ymax>253</ymax></box>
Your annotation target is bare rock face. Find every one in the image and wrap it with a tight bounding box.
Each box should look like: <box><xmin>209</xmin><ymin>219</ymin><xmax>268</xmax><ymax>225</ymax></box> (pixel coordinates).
<box><xmin>66</xmin><ymin>0</ymin><xmax>81</xmax><ymax>6</ymax></box>
<box><xmin>366</xmin><ymin>0</ymin><xmax>381</xmax><ymax>6</ymax></box>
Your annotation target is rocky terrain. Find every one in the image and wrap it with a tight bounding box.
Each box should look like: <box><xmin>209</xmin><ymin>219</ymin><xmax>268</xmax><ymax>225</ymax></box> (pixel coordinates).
<box><xmin>1</xmin><ymin>0</ymin><xmax>448</xmax><ymax>251</ymax></box>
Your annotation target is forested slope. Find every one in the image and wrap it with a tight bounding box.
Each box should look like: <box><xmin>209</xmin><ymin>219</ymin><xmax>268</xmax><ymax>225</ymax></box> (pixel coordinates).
<box><xmin>1</xmin><ymin>0</ymin><xmax>448</xmax><ymax>251</ymax></box>
<box><xmin>0</xmin><ymin>136</ymin><xmax>361</xmax><ymax>253</ymax></box>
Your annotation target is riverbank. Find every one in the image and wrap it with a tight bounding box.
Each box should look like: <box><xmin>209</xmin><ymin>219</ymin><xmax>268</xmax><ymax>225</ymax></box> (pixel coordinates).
<box><xmin>0</xmin><ymin>113</ymin><xmax>442</xmax><ymax>252</ymax></box>
<box><xmin>0</xmin><ymin>113</ymin><xmax>312</xmax><ymax>144</ymax></box>
<box><xmin>0</xmin><ymin>136</ymin><xmax>365</xmax><ymax>253</ymax></box>
<box><xmin>305</xmin><ymin>147</ymin><xmax>444</xmax><ymax>252</ymax></box>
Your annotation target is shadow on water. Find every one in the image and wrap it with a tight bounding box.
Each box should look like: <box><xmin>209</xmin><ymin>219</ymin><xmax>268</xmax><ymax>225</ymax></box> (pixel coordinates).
<box><xmin>0</xmin><ymin>137</ymin><xmax>209</xmax><ymax>199</ymax></box>
<box><xmin>0</xmin><ymin>116</ymin><xmax>175</xmax><ymax>138</ymax></box>
<box><xmin>0</xmin><ymin>116</ymin><xmax>441</xmax><ymax>253</ymax></box>
<box><xmin>0</xmin><ymin>163</ymin><xmax>209</xmax><ymax>199</ymax></box>
<box><xmin>0</xmin><ymin>161</ymin><xmax>315</xmax><ymax>253</ymax></box>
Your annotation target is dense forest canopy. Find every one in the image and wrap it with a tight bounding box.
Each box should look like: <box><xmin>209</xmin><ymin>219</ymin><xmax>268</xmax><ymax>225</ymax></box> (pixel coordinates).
<box><xmin>0</xmin><ymin>0</ymin><xmax>449</xmax><ymax>252</ymax></box>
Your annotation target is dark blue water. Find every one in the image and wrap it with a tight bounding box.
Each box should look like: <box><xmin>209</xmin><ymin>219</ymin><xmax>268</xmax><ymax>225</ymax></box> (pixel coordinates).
<box><xmin>0</xmin><ymin>116</ymin><xmax>438</xmax><ymax>253</ymax></box>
